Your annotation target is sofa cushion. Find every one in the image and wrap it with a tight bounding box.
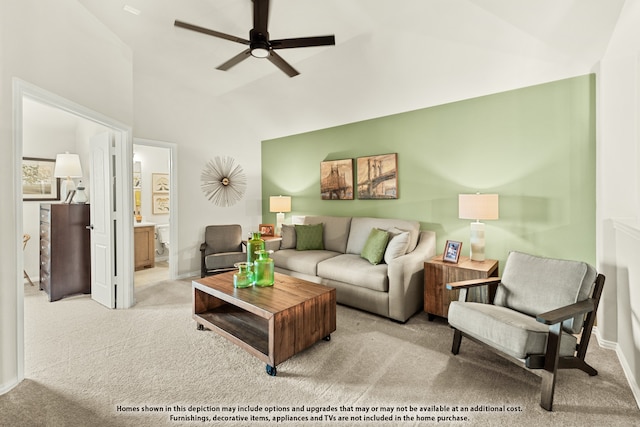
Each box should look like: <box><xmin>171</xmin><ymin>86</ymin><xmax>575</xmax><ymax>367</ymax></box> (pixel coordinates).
<box><xmin>346</xmin><ymin>217</ymin><xmax>420</xmax><ymax>255</ymax></box>
<box><xmin>494</xmin><ymin>251</ymin><xmax>597</xmax><ymax>334</ymax></box>
<box><xmin>271</xmin><ymin>249</ymin><xmax>340</xmax><ymax>276</ymax></box>
<box><xmin>280</xmin><ymin>224</ymin><xmax>296</xmax><ymax>249</ymax></box>
<box><xmin>384</xmin><ymin>229</ymin><xmax>410</xmax><ymax>264</ymax></box>
<box><xmin>448</xmin><ymin>301</ymin><xmax>578</xmax><ymax>360</ymax></box>
<box><xmin>317</xmin><ymin>254</ymin><xmax>389</xmax><ymax>292</ymax></box>
<box><xmin>361</xmin><ymin>228</ymin><xmax>390</xmax><ymax>265</ymax></box>
<box><xmin>303</xmin><ymin>216</ymin><xmax>352</xmax><ymax>253</ymax></box>
<box><xmin>295</xmin><ymin>224</ymin><xmax>324</xmax><ymax>251</ymax></box>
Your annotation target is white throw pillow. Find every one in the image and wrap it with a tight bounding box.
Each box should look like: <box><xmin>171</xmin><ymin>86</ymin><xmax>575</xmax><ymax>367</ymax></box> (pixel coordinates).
<box><xmin>384</xmin><ymin>229</ymin><xmax>410</xmax><ymax>264</ymax></box>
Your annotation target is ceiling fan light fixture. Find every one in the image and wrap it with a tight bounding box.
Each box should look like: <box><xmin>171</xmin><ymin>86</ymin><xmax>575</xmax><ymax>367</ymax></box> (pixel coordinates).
<box><xmin>250</xmin><ymin>43</ymin><xmax>270</xmax><ymax>58</ymax></box>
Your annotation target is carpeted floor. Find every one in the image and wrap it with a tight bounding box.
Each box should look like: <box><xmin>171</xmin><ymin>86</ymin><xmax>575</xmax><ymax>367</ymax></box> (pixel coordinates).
<box><xmin>1</xmin><ymin>279</ymin><xmax>638</xmax><ymax>426</ymax></box>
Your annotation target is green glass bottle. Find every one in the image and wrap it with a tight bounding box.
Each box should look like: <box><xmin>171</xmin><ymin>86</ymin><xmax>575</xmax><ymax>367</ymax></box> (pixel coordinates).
<box><xmin>233</xmin><ymin>262</ymin><xmax>253</xmax><ymax>288</ymax></box>
<box><xmin>247</xmin><ymin>231</ymin><xmax>264</xmax><ymax>265</ymax></box>
<box><xmin>253</xmin><ymin>250</ymin><xmax>274</xmax><ymax>287</ymax></box>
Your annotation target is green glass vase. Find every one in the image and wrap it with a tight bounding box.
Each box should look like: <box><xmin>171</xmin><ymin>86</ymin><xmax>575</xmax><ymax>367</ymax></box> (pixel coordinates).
<box><xmin>253</xmin><ymin>250</ymin><xmax>274</xmax><ymax>287</ymax></box>
<box><xmin>233</xmin><ymin>262</ymin><xmax>253</xmax><ymax>288</ymax></box>
<box><xmin>247</xmin><ymin>231</ymin><xmax>265</xmax><ymax>265</ymax></box>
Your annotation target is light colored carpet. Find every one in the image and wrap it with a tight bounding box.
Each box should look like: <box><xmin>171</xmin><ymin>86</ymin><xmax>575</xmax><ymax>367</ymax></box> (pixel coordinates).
<box><xmin>1</xmin><ymin>279</ymin><xmax>637</xmax><ymax>426</ymax></box>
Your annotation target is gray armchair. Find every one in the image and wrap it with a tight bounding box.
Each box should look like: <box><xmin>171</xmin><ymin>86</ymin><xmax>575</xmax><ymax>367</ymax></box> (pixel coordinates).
<box><xmin>199</xmin><ymin>224</ymin><xmax>246</xmax><ymax>277</ymax></box>
<box><xmin>446</xmin><ymin>251</ymin><xmax>605</xmax><ymax>411</ymax></box>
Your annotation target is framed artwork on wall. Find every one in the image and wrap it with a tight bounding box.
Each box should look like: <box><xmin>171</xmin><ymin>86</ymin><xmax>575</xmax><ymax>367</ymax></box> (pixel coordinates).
<box><xmin>152</xmin><ymin>173</ymin><xmax>169</xmax><ymax>193</ymax></box>
<box><xmin>22</xmin><ymin>157</ymin><xmax>60</xmax><ymax>201</ymax></box>
<box><xmin>152</xmin><ymin>193</ymin><xmax>170</xmax><ymax>215</ymax></box>
<box><xmin>356</xmin><ymin>153</ymin><xmax>398</xmax><ymax>199</ymax></box>
<box><xmin>320</xmin><ymin>158</ymin><xmax>354</xmax><ymax>200</ymax></box>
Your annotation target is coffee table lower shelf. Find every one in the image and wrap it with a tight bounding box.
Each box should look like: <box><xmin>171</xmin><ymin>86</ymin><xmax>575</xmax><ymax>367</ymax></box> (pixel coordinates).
<box><xmin>195</xmin><ymin>305</ymin><xmax>270</xmax><ymax>362</ymax></box>
<box><xmin>193</xmin><ymin>272</ymin><xmax>336</xmax><ymax>376</ymax></box>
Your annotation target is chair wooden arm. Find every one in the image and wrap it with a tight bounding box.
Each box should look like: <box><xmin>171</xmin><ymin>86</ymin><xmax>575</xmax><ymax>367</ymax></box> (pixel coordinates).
<box><xmin>536</xmin><ymin>299</ymin><xmax>595</xmax><ymax>325</ymax></box>
<box><xmin>200</xmin><ymin>242</ymin><xmax>207</xmax><ymax>253</ymax></box>
<box><xmin>446</xmin><ymin>277</ymin><xmax>501</xmax><ymax>290</ymax></box>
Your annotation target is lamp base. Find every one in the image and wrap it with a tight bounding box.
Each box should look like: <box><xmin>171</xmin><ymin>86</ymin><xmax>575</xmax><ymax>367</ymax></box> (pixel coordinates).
<box><xmin>60</xmin><ymin>178</ymin><xmax>76</xmax><ymax>203</ymax></box>
<box><xmin>469</xmin><ymin>221</ymin><xmax>486</xmax><ymax>262</ymax></box>
<box><xmin>275</xmin><ymin>212</ymin><xmax>285</xmax><ymax>236</ymax></box>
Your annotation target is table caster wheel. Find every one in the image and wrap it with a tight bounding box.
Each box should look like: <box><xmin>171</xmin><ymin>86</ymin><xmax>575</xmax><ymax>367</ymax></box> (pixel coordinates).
<box><xmin>197</xmin><ymin>323</ymin><xmax>205</xmax><ymax>331</ymax></box>
<box><xmin>266</xmin><ymin>365</ymin><xmax>277</xmax><ymax>376</ymax></box>
<box><xmin>323</xmin><ymin>335</ymin><xmax>331</xmax><ymax>341</ymax></box>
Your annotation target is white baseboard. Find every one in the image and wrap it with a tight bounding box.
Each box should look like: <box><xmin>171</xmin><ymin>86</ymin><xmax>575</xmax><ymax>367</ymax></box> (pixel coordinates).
<box><xmin>594</xmin><ymin>327</ymin><xmax>640</xmax><ymax>409</ymax></box>
<box><xmin>178</xmin><ymin>270</ymin><xmax>200</xmax><ymax>280</ymax></box>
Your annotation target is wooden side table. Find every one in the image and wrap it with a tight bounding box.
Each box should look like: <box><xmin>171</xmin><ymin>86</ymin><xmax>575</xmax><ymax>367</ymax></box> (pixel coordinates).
<box><xmin>424</xmin><ymin>255</ymin><xmax>499</xmax><ymax>320</ymax></box>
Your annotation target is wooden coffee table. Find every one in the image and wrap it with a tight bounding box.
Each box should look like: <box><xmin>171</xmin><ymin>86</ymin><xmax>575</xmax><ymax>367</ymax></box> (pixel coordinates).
<box><xmin>192</xmin><ymin>272</ymin><xmax>336</xmax><ymax>376</ymax></box>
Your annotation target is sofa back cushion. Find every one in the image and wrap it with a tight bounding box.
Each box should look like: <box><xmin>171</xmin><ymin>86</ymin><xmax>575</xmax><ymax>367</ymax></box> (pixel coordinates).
<box><xmin>303</xmin><ymin>216</ymin><xmax>352</xmax><ymax>253</ymax></box>
<box><xmin>346</xmin><ymin>217</ymin><xmax>420</xmax><ymax>255</ymax></box>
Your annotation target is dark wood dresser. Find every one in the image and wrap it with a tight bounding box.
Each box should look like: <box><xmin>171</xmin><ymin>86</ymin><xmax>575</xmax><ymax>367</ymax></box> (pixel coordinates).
<box><xmin>39</xmin><ymin>203</ymin><xmax>91</xmax><ymax>302</ymax></box>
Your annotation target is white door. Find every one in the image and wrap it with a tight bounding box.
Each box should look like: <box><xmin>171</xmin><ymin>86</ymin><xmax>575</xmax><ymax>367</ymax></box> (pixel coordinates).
<box><xmin>90</xmin><ymin>132</ymin><xmax>115</xmax><ymax>308</ymax></box>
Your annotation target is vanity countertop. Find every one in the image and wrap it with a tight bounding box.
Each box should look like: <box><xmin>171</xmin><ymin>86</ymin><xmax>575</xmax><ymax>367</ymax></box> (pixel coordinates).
<box><xmin>134</xmin><ymin>222</ymin><xmax>155</xmax><ymax>228</ymax></box>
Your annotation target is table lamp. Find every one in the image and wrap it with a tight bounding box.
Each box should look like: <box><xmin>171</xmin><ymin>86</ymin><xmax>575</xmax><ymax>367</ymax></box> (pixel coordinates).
<box><xmin>458</xmin><ymin>193</ymin><xmax>499</xmax><ymax>261</ymax></box>
<box><xmin>54</xmin><ymin>152</ymin><xmax>83</xmax><ymax>202</ymax></box>
<box><xmin>269</xmin><ymin>195</ymin><xmax>291</xmax><ymax>236</ymax></box>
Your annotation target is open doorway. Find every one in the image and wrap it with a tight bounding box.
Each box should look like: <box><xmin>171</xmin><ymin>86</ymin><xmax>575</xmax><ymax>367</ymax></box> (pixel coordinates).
<box><xmin>132</xmin><ymin>139</ymin><xmax>178</xmax><ymax>291</ymax></box>
<box><xmin>16</xmin><ymin>80</ymin><xmax>134</xmax><ymax>309</ymax></box>
<box><xmin>16</xmin><ymin>80</ymin><xmax>134</xmax><ymax>380</ymax></box>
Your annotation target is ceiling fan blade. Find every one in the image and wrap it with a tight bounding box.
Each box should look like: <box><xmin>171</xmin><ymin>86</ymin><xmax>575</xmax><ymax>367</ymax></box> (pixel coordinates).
<box><xmin>270</xmin><ymin>35</ymin><xmax>335</xmax><ymax>49</ymax></box>
<box><xmin>253</xmin><ymin>0</ymin><xmax>270</xmax><ymax>34</ymax></box>
<box><xmin>267</xmin><ymin>51</ymin><xmax>299</xmax><ymax>77</ymax></box>
<box><xmin>174</xmin><ymin>20</ymin><xmax>250</xmax><ymax>45</ymax></box>
<box><xmin>217</xmin><ymin>49</ymin><xmax>252</xmax><ymax>71</ymax></box>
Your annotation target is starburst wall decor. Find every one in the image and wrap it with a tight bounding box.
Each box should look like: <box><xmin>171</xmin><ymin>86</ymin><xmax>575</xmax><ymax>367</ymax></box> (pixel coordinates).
<box><xmin>200</xmin><ymin>156</ymin><xmax>247</xmax><ymax>207</ymax></box>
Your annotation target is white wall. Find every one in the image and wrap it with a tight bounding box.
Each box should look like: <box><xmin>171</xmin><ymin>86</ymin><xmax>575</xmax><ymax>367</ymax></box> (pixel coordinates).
<box><xmin>133</xmin><ymin>76</ymin><xmax>264</xmax><ymax>276</ymax></box>
<box><xmin>597</xmin><ymin>0</ymin><xmax>640</xmax><ymax>405</ymax></box>
<box><xmin>0</xmin><ymin>0</ymin><xmax>133</xmax><ymax>393</ymax></box>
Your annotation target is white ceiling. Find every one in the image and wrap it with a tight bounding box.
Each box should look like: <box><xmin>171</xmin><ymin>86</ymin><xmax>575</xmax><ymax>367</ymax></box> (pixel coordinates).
<box><xmin>39</xmin><ymin>1</ymin><xmax>626</xmax><ymax>138</ymax></box>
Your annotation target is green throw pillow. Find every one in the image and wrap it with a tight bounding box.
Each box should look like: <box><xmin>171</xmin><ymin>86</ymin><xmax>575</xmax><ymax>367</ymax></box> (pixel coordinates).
<box><xmin>361</xmin><ymin>228</ymin><xmax>390</xmax><ymax>265</ymax></box>
<box><xmin>295</xmin><ymin>224</ymin><xmax>324</xmax><ymax>250</ymax></box>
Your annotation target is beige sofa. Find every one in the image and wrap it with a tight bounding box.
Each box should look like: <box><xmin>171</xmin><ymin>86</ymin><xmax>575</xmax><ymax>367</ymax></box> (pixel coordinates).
<box><xmin>271</xmin><ymin>215</ymin><xmax>436</xmax><ymax>322</ymax></box>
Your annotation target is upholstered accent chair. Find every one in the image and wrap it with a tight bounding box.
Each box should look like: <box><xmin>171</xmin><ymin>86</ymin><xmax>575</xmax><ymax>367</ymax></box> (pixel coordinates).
<box><xmin>199</xmin><ymin>224</ymin><xmax>246</xmax><ymax>278</ymax></box>
<box><xmin>446</xmin><ymin>251</ymin><xmax>605</xmax><ymax>411</ymax></box>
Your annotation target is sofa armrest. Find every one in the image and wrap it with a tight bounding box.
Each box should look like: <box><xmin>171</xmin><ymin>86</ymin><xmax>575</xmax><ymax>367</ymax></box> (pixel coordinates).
<box><xmin>387</xmin><ymin>230</ymin><xmax>437</xmax><ymax>321</ymax></box>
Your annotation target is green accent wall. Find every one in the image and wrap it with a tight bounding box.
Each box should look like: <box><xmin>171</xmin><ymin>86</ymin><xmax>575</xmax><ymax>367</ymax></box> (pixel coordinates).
<box><xmin>262</xmin><ymin>74</ymin><xmax>596</xmax><ymax>270</ymax></box>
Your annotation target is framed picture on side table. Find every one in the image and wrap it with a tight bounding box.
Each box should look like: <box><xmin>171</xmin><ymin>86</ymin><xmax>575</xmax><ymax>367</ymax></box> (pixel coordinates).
<box><xmin>259</xmin><ymin>224</ymin><xmax>275</xmax><ymax>237</ymax></box>
<box><xmin>443</xmin><ymin>240</ymin><xmax>462</xmax><ymax>263</ymax></box>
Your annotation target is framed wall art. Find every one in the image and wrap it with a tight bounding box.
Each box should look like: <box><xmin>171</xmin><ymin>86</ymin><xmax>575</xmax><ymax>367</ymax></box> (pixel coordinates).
<box><xmin>152</xmin><ymin>173</ymin><xmax>169</xmax><ymax>193</ymax></box>
<box><xmin>356</xmin><ymin>153</ymin><xmax>398</xmax><ymax>199</ymax></box>
<box><xmin>22</xmin><ymin>157</ymin><xmax>60</xmax><ymax>201</ymax></box>
<box><xmin>152</xmin><ymin>193</ymin><xmax>170</xmax><ymax>215</ymax></box>
<box><xmin>320</xmin><ymin>159</ymin><xmax>354</xmax><ymax>200</ymax></box>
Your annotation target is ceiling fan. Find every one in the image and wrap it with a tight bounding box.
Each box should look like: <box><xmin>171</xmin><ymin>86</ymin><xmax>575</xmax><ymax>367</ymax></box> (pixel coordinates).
<box><xmin>174</xmin><ymin>0</ymin><xmax>336</xmax><ymax>77</ymax></box>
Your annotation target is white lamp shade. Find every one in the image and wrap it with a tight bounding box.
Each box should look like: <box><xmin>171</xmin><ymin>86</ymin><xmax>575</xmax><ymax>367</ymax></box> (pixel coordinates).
<box><xmin>458</xmin><ymin>194</ymin><xmax>499</xmax><ymax>221</ymax></box>
<box><xmin>269</xmin><ymin>196</ymin><xmax>291</xmax><ymax>213</ymax></box>
<box><xmin>54</xmin><ymin>153</ymin><xmax>83</xmax><ymax>178</ymax></box>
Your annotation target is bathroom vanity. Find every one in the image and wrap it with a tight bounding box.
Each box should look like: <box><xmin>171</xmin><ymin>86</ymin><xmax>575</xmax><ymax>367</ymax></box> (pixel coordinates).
<box><xmin>134</xmin><ymin>223</ymin><xmax>155</xmax><ymax>270</ymax></box>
